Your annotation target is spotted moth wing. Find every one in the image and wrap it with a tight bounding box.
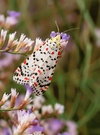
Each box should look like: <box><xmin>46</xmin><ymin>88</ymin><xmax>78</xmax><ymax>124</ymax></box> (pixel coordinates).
<box><xmin>13</xmin><ymin>35</ymin><xmax>62</xmax><ymax>96</ymax></box>
<box><xmin>29</xmin><ymin>38</ymin><xmax>61</xmax><ymax>96</ymax></box>
<box><xmin>13</xmin><ymin>38</ymin><xmax>44</xmax><ymax>86</ymax></box>
<box><xmin>13</xmin><ymin>56</ymin><xmax>33</xmax><ymax>85</ymax></box>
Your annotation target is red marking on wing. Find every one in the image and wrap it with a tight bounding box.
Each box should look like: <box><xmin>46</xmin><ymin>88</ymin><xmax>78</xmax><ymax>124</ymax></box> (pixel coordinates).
<box><xmin>58</xmin><ymin>51</ymin><xmax>61</xmax><ymax>56</ymax></box>
<box><xmin>24</xmin><ymin>77</ymin><xmax>29</xmax><ymax>80</ymax></box>
<box><xmin>46</xmin><ymin>48</ymin><xmax>48</xmax><ymax>51</ymax></box>
<box><xmin>44</xmin><ymin>86</ymin><xmax>48</xmax><ymax>89</ymax></box>
<box><xmin>43</xmin><ymin>42</ymin><xmax>46</xmax><ymax>46</ymax></box>
<box><xmin>17</xmin><ymin>69</ymin><xmax>20</xmax><ymax>72</ymax></box>
<box><xmin>40</xmin><ymin>88</ymin><xmax>43</xmax><ymax>90</ymax></box>
<box><xmin>51</xmin><ymin>51</ymin><xmax>54</xmax><ymax>55</ymax></box>
<box><xmin>56</xmin><ymin>60</ymin><xmax>58</xmax><ymax>63</ymax></box>
<box><xmin>38</xmin><ymin>70</ymin><xmax>42</xmax><ymax>74</ymax></box>
<box><xmin>34</xmin><ymin>82</ymin><xmax>38</xmax><ymax>87</ymax></box>
<box><xmin>58</xmin><ymin>51</ymin><xmax>62</xmax><ymax>58</ymax></box>
<box><xmin>23</xmin><ymin>60</ymin><xmax>26</xmax><ymax>64</ymax></box>
<box><xmin>32</xmin><ymin>76</ymin><xmax>35</xmax><ymax>79</ymax></box>
<box><xmin>36</xmin><ymin>48</ymin><xmax>39</xmax><ymax>51</ymax></box>
<box><xmin>49</xmin><ymin>77</ymin><xmax>52</xmax><ymax>80</ymax></box>
<box><xmin>34</xmin><ymin>68</ymin><xmax>36</xmax><ymax>71</ymax></box>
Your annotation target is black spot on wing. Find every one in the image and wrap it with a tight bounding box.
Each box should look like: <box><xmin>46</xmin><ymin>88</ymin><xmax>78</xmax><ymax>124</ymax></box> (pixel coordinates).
<box><xmin>19</xmin><ymin>65</ymin><xmax>24</xmax><ymax>75</ymax></box>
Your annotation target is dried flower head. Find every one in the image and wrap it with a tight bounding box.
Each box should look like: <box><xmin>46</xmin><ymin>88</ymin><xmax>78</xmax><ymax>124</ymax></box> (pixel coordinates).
<box><xmin>0</xmin><ymin>29</ymin><xmax>34</xmax><ymax>54</ymax></box>
<box><xmin>0</xmin><ymin>11</ymin><xmax>20</xmax><ymax>29</ymax></box>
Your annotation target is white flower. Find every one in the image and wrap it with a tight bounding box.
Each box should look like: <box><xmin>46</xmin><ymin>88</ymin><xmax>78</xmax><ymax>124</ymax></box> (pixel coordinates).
<box><xmin>11</xmin><ymin>88</ymin><xmax>19</xmax><ymax>97</ymax></box>
<box><xmin>0</xmin><ymin>14</ymin><xmax>5</xmax><ymax>24</ymax></box>
<box><xmin>66</xmin><ymin>121</ymin><xmax>78</xmax><ymax>135</ymax></box>
<box><xmin>33</xmin><ymin>96</ymin><xmax>45</xmax><ymax>109</ymax></box>
<box><xmin>19</xmin><ymin>34</ymin><xmax>26</xmax><ymax>42</ymax></box>
<box><xmin>35</xmin><ymin>38</ymin><xmax>43</xmax><ymax>46</ymax></box>
<box><xmin>26</xmin><ymin>97</ymin><xmax>33</xmax><ymax>104</ymax></box>
<box><xmin>13</xmin><ymin>39</ymin><xmax>18</xmax><ymax>46</ymax></box>
<box><xmin>22</xmin><ymin>37</ymin><xmax>34</xmax><ymax>47</ymax></box>
<box><xmin>13</xmin><ymin>110</ymin><xmax>36</xmax><ymax>135</ymax></box>
<box><xmin>54</xmin><ymin>103</ymin><xmax>64</xmax><ymax>114</ymax></box>
<box><xmin>34</xmin><ymin>38</ymin><xmax>43</xmax><ymax>51</ymax></box>
<box><xmin>42</xmin><ymin>105</ymin><xmax>53</xmax><ymax>115</ymax></box>
<box><xmin>24</xmin><ymin>86</ymin><xmax>33</xmax><ymax>101</ymax></box>
<box><xmin>23</xmin><ymin>37</ymin><xmax>30</xmax><ymax>44</ymax></box>
<box><xmin>17</xmin><ymin>110</ymin><xmax>36</xmax><ymax>125</ymax></box>
<box><xmin>26</xmin><ymin>40</ymin><xmax>34</xmax><ymax>47</ymax></box>
<box><xmin>1</xmin><ymin>93</ymin><xmax>11</xmax><ymax>102</ymax></box>
<box><xmin>15</xmin><ymin>34</ymin><xmax>34</xmax><ymax>52</ymax></box>
<box><xmin>1</xmin><ymin>101</ymin><xmax>10</xmax><ymax>109</ymax></box>
<box><xmin>60</xmin><ymin>40</ymin><xmax>68</xmax><ymax>48</ymax></box>
<box><xmin>5</xmin><ymin>16</ymin><xmax>18</xmax><ymax>26</ymax></box>
<box><xmin>8</xmin><ymin>32</ymin><xmax>16</xmax><ymax>42</ymax></box>
<box><xmin>0</xmin><ymin>29</ymin><xmax>7</xmax><ymax>42</ymax></box>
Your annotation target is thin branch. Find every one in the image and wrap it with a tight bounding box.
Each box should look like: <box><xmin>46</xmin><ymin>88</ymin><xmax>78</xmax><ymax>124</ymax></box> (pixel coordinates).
<box><xmin>0</xmin><ymin>49</ymin><xmax>28</xmax><ymax>56</ymax></box>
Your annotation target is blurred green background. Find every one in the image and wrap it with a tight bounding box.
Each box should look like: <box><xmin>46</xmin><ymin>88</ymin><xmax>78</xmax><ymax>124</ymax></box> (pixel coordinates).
<box><xmin>0</xmin><ymin>0</ymin><xmax>100</xmax><ymax>135</ymax></box>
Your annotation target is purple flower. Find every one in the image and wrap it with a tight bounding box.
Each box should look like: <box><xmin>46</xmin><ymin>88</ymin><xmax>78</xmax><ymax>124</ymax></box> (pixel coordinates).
<box><xmin>66</xmin><ymin>121</ymin><xmax>78</xmax><ymax>135</ymax></box>
<box><xmin>12</xmin><ymin>110</ymin><xmax>36</xmax><ymax>134</ymax></box>
<box><xmin>32</xmin><ymin>124</ymin><xmax>44</xmax><ymax>132</ymax></box>
<box><xmin>2</xmin><ymin>128</ymin><xmax>11</xmax><ymax>135</ymax></box>
<box><xmin>7</xmin><ymin>11</ymin><xmax>20</xmax><ymax>18</ymax></box>
<box><xmin>0</xmin><ymin>53</ymin><xmax>19</xmax><ymax>69</ymax></box>
<box><xmin>50</xmin><ymin>31</ymin><xmax>56</xmax><ymax>37</ymax></box>
<box><xmin>27</xmin><ymin>120</ymin><xmax>44</xmax><ymax>134</ymax></box>
<box><xmin>5</xmin><ymin>11</ymin><xmax>20</xmax><ymax>27</ymax></box>
<box><xmin>24</xmin><ymin>85</ymin><xmax>33</xmax><ymax>101</ymax></box>
<box><xmin>49</xmin><ymin>119</ymin><xmax>63</xmax><ymax>132</ymax></box>
<box><xmin>50</xmin><ymin>31</ymin><xmax>70</xmax><ymax>41</ymax></box>
<box><xmin>58</xmin><ymin>132</ymin><xmax>70</xmax><ymax>135</ymax></box>
<box><xmin>25</xmin><ymin>85</ymin><xmax>33</xmax><ymax>94</ymax></box>
<box><xmin>61</xmin><ymin>33</ymin><xmax>70</xmax><ymax>41</ymax></box>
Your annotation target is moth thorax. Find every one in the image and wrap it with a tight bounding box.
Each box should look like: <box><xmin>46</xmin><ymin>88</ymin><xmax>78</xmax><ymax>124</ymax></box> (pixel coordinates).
<box><xmin>52</xmin><ymin>35</ymin><xmax>60</xmax><ymax>42</ymax></box>
<box><xmin>50</xmin><ymin>35</ymin><xmax>61</xmax><ymax>50</ymax></box>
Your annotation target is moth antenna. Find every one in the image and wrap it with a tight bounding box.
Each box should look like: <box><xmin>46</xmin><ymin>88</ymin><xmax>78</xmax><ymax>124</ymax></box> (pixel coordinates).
<box><xmin>63</xmin><ymin>27</ymin><xmax>80</xmax><ymax>33</ymax></box>
<box><xmin>55</xmin><ymin>21</ymin><xmax>59</xmax><ymax>32</ymax></box>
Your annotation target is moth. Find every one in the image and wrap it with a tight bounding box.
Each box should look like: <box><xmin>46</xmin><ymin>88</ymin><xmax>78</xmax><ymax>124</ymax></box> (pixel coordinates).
<box><xmin>13</xmin><ymin>31</ymin><xmax>70</xmax><ymax>96</ymax></box>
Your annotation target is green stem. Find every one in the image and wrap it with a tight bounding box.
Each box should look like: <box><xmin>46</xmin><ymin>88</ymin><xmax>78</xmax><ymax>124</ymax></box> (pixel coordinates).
<box><xmin>76</xmin><ymin>0</ymin><xmax>96</xmax><ymax>37</ymax></box>
<box><xmin>57</xmin><ymin>72</ymin><xmax>65</xmax><ymax>104</ymax></box>
<box><xmin>68</xmin><ymin>92</ymin><xmax>81</xmax><ymax>119</ymax></box>
<box><xmin>0</xmin><ymin>50</ymin><xmax>27</xmax><ymax>56</ymax></box>
<box><xmin>0</xmin><ymin>107</ymin><xmax>21</xmax><ymax>112</ymax></box>
<box><xmin>18</xmin><ymin>0</ymin><xmax>37</xmax><ymax>39</ymax></box>
<box><xmin>80</xmin><ymin>37</ymin><xmax>92</xmax><ymax>90</ymax></box>
<box><xmin>91</xmin><ymin>58</ymin><xmax>100</xmax><ymax>71</ymax></box>
<box><xmin>77</xmin><ymin>95</ymin><xmax>99</xmax><ymax>127</ymax></box>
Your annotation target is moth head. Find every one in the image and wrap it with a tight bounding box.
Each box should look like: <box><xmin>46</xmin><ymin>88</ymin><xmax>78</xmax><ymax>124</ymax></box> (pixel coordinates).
<box><xmin>50</xmin><ymin>31</ymin><xmax>70</xmax><ymax>50</ymax></box>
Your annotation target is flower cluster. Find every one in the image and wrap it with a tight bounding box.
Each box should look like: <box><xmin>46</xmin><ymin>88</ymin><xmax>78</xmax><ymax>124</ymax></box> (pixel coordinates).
<box><xmin>0</xmin><ymin>110</ymin><xmax>44</xmax><ymax>135</ymax></box>
<box><xmin>0</xmin><ymin>10</ymin><xmax>77</xmax><ymax>135</ymax></box>
<box><xmin>0</xmin><ymin>52</ymin><xmax>20</xmax><ymax>92</ymax></box>
<box><xmin>50</xmin><ymin>31</ymin><xmax>70</xmax><ymax>41</ymax></box>
<box><xmin>0</xmin><ymin>29</ymin><xmax>34</xmax><ymax>91</ymax></box>
<box><xmin>0</xmin><ymin>11</ymin><xmax>20</xmax><ymax>29</ymax></box>
<box><xmin>0</xmin><ymin>29</ymin><xmax>34</xmax><ymax>53</ymax></box>
<box><xmin>0</xmin><ymin>88</ymin><xmax>78</xmax><ymax>135</ymax></box>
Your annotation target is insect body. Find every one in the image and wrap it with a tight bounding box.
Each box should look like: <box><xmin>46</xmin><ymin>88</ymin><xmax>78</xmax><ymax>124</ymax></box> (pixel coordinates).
<box><xmin>13</xmin><ymin>31</ymin><xmax>70</xmax><ymax>96</ymax></box>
